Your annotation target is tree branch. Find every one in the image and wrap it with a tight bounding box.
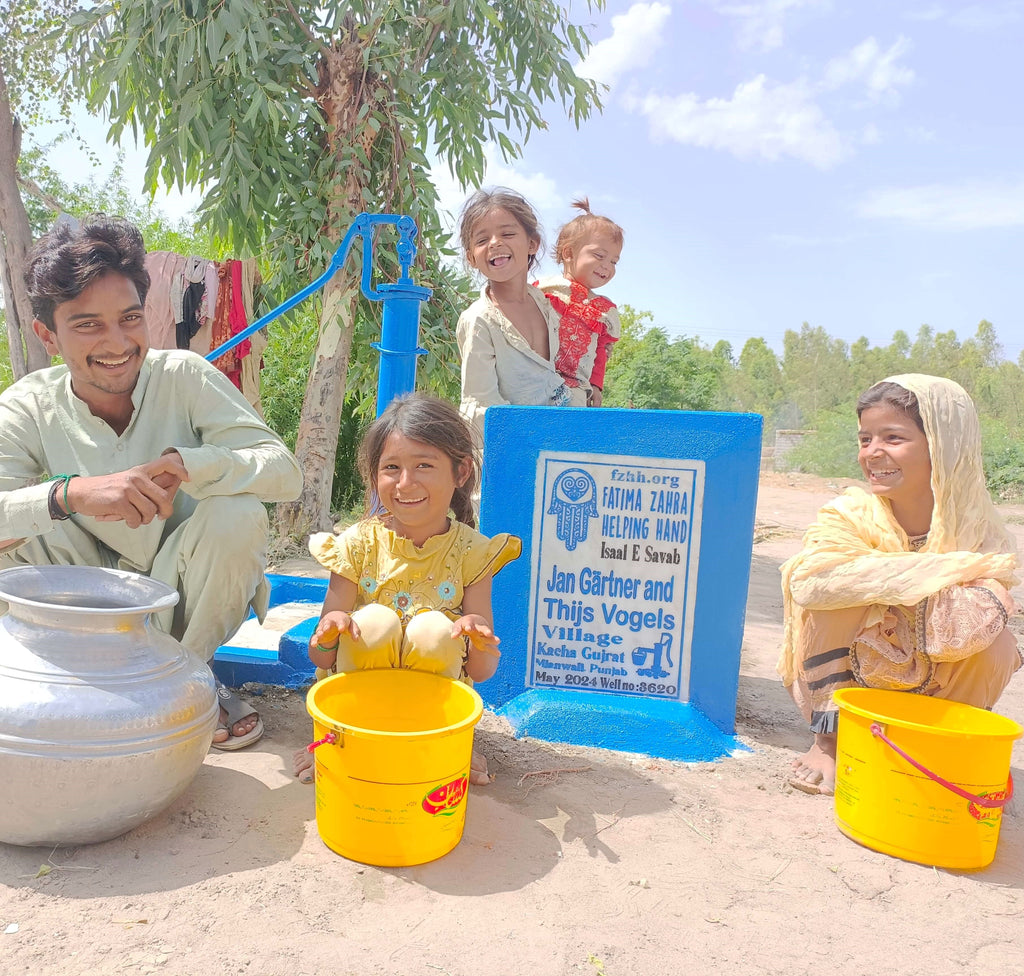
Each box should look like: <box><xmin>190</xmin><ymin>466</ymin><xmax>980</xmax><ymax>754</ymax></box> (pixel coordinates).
<box><xmin>16</xmin><ymin>173</ymin><xmax>65</xmax><ymax>215</ymax></box>
<box><xmin>282</xmin><ymin>0</ymin><xmax>331</xmax><ymax>57</ymax></box>
<box><xmin>413</xmin><ymin>0</ymin><xmax>451</xmax><ymax>72</ymax></box>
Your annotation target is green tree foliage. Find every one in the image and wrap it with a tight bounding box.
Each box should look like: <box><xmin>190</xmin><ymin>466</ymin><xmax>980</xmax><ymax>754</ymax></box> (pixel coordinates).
<box><xmin>603</xmin><ymin>310</ymin><xmax>1024</xmax><ymax>499</ymax></box>
<box><xmin>19</xmin><ymin>146</ymin><xmax>218</xmax><ymax>253</ymax></box>
<box><xmin>603</xmin><ymin>306</ymin><xmax>728</xmax><ymax>411</ymax></box>
<box><xmin>0</xmin><ymin>308</ymin><xmax>11</xmax><ymax>391</ymax></box>
<box><xmin>780</xmin><ymin>323</ymin><xmax>851</xmax><ymax>426</ymax></box>
<box><xmin>68</xmin><ymin>0</ymin><xmax>604</xmax><ymax>535</ymax></box>
<box><xmin>731</xmin><ymin>337</ymin><xmax>784</xmax><ymax>435</ymax></box>
<box><xmin>848</xmin><ymin>330</ymin><xmax>910</xmax><ymax>395</ymax></box>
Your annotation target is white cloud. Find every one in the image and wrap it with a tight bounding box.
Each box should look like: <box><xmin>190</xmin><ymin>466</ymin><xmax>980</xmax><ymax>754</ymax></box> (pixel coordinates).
<box><xmin>903</xmin><ymin>2</ymin><xmax>1024</xmax><ymax>28</ymax></box>
<box><xmin>628</xmin><ymin>74</ymin><xmax>844</xmax><ymax>168</ymax></box>
<box><xmin>627</xmin><ymin>31</ymin><xmax>914</xmax><ymax>167</ymax></box>
<box><xmin>711</xmin><ymin>0</ymin><xmax>828</xmax><ymax>51</ymax></box>
<box><xmin>858</xmin><ymin>180</ymin><xmax>1024</xmax><ymax>229</ymax></box>
<box><xmin>902</xmin><ymin>5</ymin><xmax>946</xmax><ymax>22</ymax></box>
<box><xmin>822</xmin><ymin>36</ymin><xmax>914</xmax><ymax>103</ymax></box>
<box><xmin>576</xmin><ymin>2</ymin><xmax>672</xmax><ymax>87</ymax></box>
<box><xmin>949</xmin><ymin>2</ymin><xmax>1024</xmax><ymax>29</ymax></box>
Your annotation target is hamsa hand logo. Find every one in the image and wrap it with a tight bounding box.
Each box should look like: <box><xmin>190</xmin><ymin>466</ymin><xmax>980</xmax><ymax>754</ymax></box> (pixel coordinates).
<box><xmin>548</xmin><ymin>468</ymin><xmax>598</xmax><ymax>551</ymax></box>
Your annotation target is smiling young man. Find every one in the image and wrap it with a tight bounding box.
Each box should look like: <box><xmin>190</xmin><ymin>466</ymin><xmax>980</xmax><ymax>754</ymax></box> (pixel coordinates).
<box><xmin>0</xmin><ymin>215</ymin><xmax>303</xmax><ymax>749</ymax></box>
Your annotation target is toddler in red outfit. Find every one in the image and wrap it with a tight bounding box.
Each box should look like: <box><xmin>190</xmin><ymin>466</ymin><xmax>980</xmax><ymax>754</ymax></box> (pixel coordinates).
<box><xmin>535</xmin><ymin>198</ymin><xmax>624</xmax><ymax>407</ymax></box>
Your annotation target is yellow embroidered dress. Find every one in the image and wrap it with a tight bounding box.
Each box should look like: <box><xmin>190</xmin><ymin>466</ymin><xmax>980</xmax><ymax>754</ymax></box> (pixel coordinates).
<box><xmin>309</xmin><ymin>518</ymin><xmax>521</xmax><ymax>624</ymax></box>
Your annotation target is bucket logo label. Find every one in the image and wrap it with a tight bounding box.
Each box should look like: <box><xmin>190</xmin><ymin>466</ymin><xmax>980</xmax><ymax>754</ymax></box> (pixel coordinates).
<box><xmin>968</xmin><ymin>787</ymin><xmax>1010</xmax><ymax>825</ymax></box>
<box><xmin>422</xmin><ymin>775</ymin><xmax>468</xmax><ymax>817</ymax></box>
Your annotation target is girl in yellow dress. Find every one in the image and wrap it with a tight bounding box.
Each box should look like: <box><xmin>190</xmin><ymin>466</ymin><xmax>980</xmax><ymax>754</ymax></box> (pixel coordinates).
<box><xmin>293</xmin><ymin>393</ymin><xmax>520</xmax><ymax>784</ymax></box>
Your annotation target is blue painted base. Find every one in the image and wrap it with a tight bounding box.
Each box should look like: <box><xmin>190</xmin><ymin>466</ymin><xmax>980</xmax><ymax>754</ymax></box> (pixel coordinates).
<box><xmin>497</xmin><ymin>687</ymin><xmax>748</xmax><ymax>762</ymax></box>
<box><xmin>210</xmin><ymin>573</ymin><xmax>326</xmax><ymax>689</ymax></box>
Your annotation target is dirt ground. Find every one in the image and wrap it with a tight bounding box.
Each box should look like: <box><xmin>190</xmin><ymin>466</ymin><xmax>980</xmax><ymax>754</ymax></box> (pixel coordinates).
<box><xmin>2</xmin><ymin>472</ymin><xmax>1023</xmax><ymax>976</ymax></box>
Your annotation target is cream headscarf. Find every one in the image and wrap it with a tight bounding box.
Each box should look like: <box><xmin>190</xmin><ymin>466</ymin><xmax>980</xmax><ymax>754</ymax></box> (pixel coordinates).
<box><xmin>892</xmin><ymin>373</ymin><xmax>1014</xmax><ymax>555</ymax></box>
<box><xmin>777</xmin><ymin>373</ymin><xmax>1018</xmax><ymax>685</ymax></box>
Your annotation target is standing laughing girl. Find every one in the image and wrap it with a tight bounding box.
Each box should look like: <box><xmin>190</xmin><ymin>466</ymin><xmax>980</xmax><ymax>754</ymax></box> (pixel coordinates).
<box><xmin>456</xmin><ymin>188</ymin><xmax>586</xmax><ymax>445</ymax></box>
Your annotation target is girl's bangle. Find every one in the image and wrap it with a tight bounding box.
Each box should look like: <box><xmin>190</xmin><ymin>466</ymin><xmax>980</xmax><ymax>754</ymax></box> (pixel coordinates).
<box><xmin>316</xmin><ymin>641</ymin><xmax>339</xmax><ymax>653</ymax></box>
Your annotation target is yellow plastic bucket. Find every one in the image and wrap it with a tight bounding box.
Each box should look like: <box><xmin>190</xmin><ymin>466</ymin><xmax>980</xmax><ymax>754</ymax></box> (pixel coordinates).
<box><xmin>305</xmin><ymin>669</ymin><xmax>483</xmax><ymax>866</ymax></box>
<box><xmin>833</xmin><ymin>688</ymin><xmax>1020</xmax><ymax>870</ymax></box>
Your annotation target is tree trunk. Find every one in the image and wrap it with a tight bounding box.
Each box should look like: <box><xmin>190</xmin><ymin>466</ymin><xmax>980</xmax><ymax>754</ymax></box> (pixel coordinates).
<box><xmin>0</xmin><ymin>61</ymin><xmax>50</xmax><ymax>377</ymax></box>
<box><xmin>274</xmin><ymin>37</ymin><xmax>381</xmax><ymax>538</ymax></box>
<box><xmin>0</xmin><ymin>246</ymin><xmax>26</xmax><ymax>377</ymax></box>
<box><xmin>275</xmin><ymin>268</ymin><xmax>361</xmax><ymax>537</ymax></box>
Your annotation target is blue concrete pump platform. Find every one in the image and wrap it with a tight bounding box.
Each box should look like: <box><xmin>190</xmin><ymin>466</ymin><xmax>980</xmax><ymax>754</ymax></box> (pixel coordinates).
<box><xmin>211</xmin><ymin>573</ymin><xmax>326</xmax><ymax>688</ymax></box>
<box><xmin>480</xmin><ymin>405</ymin><xmax>762</xmax><ymax>763</ymax></box>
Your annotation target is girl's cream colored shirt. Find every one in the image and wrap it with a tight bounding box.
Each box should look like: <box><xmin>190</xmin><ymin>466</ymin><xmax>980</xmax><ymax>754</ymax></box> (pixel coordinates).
<box><xmin>456</xmin><ymin>284</ymin><xmax>584</xmax><ymax>443</ymax></box>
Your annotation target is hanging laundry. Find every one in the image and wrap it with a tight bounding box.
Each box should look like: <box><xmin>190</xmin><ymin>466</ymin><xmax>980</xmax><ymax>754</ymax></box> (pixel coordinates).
<box><xmin>146</xmin><ymin>250</ymin><xmax>267</xmax><ymax>409</ymax></box>
<box><xmin>143</xmin><ymin>252</ymin><xmax>188</xmax><ymax>350</ymax></box>
<box><xmin>209</xmin><ymin>261</ymin><xmax>239</xmax><ymax>383</ymax></box>
<box><xmin>238</xmin><ymin>258</ymin><xmax>268</xmax><ymax>416</ymax></box>
<box><xmin>175</xmin><ymin>256</ymin><xmax>206</xmax><ymax>349</ymax></box>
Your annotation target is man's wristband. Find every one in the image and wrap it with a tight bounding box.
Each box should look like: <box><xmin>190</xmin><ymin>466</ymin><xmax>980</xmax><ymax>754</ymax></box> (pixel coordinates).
<box><xmin>47</xmin><ymin>474</ymin><xmax>77</xmax><ymax>521</ymax></box>
<box><xmin>63</xmin><ymin>474</ymin><xmax>77</xmax><ymax>514</ymax></box>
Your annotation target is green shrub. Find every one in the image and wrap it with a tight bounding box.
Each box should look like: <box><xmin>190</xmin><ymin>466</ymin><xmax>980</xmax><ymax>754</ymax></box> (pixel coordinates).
<box><xmin>784</xmin><ymin>408</ymin><xmax>1024</xmax><ymax>503</ymax></box>
<box><xmin>259</xmin><ymin>305</ymin><xmax>367</xmax><ymax>517</ymax></box>
<box><xmin>0</xmin><ymin>328</ymin><xmax>12</xmax><ymax>395</ymax></box>
<box><xmin>781</xmin><ymin>406</ymin><xmax>861</xmax><ymax>479</ymax></box>
<box><xmin>982</xmin><ymin>421</ymin><xmax>1024</xmax><ymax>503</ymax></box>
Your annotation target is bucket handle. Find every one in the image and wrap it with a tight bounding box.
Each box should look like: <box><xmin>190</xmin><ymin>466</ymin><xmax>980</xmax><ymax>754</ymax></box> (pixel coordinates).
<box><xmin>306</xmin><ymin>731</ymin><xmax>339</xmax><ymax>753</ymax></box>
<box><xmin>870</xmin><ymin>722</ymin><xmax>1013</xmax><ymax>809</ymax></box>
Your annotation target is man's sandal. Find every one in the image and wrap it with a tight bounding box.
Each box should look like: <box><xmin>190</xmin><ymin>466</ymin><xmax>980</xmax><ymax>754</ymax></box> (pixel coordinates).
<box><xmin>211</xmin><ymin>682</ymin><xmax>264</xmax><ymax>751</ymax></box>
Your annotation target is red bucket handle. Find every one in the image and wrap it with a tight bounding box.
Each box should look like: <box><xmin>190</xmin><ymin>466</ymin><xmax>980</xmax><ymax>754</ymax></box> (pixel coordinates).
<box><xmin>869</xmin><ymin>722</ymin><xmax>1013</xmax><ymax>809</ymax></box>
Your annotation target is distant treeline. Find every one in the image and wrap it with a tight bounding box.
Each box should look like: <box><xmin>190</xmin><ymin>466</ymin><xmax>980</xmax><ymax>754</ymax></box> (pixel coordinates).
<box><xmin>602</xmin><ymin>309</ymin><xmax>1024</xmax><ymax>502</ymax></box>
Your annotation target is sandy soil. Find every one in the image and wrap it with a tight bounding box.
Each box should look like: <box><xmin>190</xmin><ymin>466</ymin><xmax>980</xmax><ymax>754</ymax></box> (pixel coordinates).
<box><xmin>2</xmin><ymin>472</ymin><xmax>1023</xmax><ymax>976</ymax></box>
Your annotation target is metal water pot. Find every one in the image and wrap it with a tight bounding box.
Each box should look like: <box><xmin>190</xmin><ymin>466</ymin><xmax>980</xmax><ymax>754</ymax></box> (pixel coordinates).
<box><xmin>0</xmin><ymin>565</ymin><xmax>217</xmax><ymax>846</ymax></box>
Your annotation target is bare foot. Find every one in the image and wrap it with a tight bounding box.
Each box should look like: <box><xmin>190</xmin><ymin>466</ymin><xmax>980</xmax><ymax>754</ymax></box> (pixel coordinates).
<box><xmin>789</xmin><ymin>732</ymin><xmax>837</xmax><ymax>795</ymax></box>
<box><xmin>469</xmin><ymin>749</ymin><xmax>491</xmax><ymax>786</ymax></box>
<box><xmin>293</xmin><ymin>747</ymin><xmax>315</xmax><ymax>784</ymax></box>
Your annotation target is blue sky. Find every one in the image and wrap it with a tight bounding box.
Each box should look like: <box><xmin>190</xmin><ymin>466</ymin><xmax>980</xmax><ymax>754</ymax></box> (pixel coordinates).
<box><xmin>440</xmin><ymin>0</ymin><xmax>1024</xmax><ymax>365</ymax></box>
<box><xmin>47</xmin><ymin>0</ymin><xmax>1024</xmax><ymax>364</ymax></box>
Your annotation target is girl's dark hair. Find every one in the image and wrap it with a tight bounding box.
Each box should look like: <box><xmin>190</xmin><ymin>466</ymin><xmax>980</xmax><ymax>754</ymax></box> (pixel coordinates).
<box><xmin>552</xmin><ymin>197</ymin><xmax>624</xmax><ymax>265</ymax></box>
<box><xmin>25</xmin><ymin>214</ymin><xmax>150</xmax><ymax>330</ymax></box>
<box><xmin>856</xmin><ymin>382</ymin><xmax>924</xmax><ymax>432</ymax></box>
<box><xmin>458</xmin><ymin>187</ymin><xmax>543</xmax><ymax>272</ymax></box>
<box><xmin>360</xmin><ymin>393</ymin><xmax>478</xmax><ymax>528</ymax></box>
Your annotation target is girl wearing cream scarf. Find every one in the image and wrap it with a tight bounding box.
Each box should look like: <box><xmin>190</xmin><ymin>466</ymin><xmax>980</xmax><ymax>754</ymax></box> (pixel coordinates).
<box><xmin>780</xmin><ymin>374</ymin><xmax>1021</xmax><ymax>794</ymax></box>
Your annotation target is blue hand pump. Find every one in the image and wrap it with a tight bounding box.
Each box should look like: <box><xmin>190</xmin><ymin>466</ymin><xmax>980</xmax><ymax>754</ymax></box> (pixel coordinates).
<box><xmin>205</xmin><ymin>214</ymin><xmax>432</xmax><ymax>414</ymax></box>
